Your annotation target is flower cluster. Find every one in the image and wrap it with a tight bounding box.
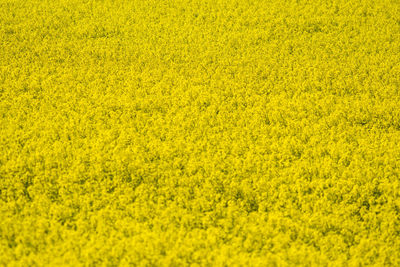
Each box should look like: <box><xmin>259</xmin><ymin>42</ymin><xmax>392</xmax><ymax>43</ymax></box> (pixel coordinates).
<box><xmin>1</xmin><ymin>0</ymin><xmax>400</xmax><ymax>265</ymax></box>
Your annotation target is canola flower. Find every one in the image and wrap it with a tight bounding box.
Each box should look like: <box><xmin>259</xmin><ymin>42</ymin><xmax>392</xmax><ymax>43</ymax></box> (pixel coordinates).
<box><xmin>1</xmin><ymin>0</ymin><xmax>400</xmax><ymax>265</ymax></box>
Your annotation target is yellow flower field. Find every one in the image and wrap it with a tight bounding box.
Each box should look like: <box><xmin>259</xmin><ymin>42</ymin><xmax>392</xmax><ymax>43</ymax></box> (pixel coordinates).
<box><xmin>1</xmin><ymin>0</ymin><xmax>400</xmax><ymax>265</ymax></box>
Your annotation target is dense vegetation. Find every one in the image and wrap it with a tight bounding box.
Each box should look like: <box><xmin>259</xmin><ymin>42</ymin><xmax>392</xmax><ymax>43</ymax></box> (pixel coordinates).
<box><xmin>1</xmin><ymin>0</ymin><xmax>400</xmax><ymax>265</ymax></box>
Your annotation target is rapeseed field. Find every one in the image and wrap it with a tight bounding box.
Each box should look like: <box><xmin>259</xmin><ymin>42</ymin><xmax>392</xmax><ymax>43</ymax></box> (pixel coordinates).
<box><xmin>1</xmin><ymin>0</ymin><xmax>400</xmax><ymax>265</ymax></box>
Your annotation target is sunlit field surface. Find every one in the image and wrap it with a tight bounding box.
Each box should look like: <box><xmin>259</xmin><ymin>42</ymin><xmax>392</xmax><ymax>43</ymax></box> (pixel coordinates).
<box><xmin>1</xmin><ymin>0</ymin><xmax>400</xmax><ymax>265</ymax></box>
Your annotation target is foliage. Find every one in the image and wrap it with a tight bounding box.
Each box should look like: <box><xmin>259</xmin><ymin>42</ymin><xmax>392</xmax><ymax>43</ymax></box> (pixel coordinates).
<box><xmin>1</xmin><ymin>0</ymin><xmax>400</xmax><ymax>265</ymax></box>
